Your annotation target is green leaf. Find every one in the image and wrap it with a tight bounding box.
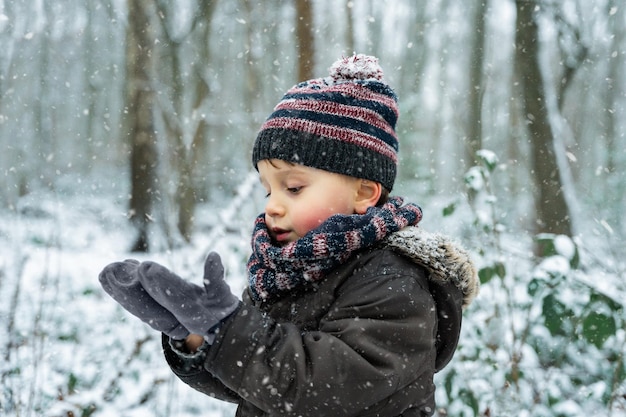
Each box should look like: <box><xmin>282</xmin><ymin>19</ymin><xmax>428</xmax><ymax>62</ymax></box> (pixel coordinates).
<box><xmin>444</xmin><ymin>368</ymin><xmax>457</xmax><ymax>399</ymax></box>
<box><xmin>615</xmin><ymin>360</ymin><xmax>626</xmax><ymax>385</ymax></box>
<box><xmin>478</xmin><ymin>266</ymin><xmax>495</xmax><ymax>284</ymax></box>
<box><xmin>476</xmin><ymin>149</ymin><xmax>498</xmax><ymax>172</ymax></box>
<box><xmin>542</xmin><ymin>294</ymin><xmax>570</xmax><ymax>336</ymax></box>
<box><xmin>442</xmin><ymin>201</ymin><xmax>457</xmax><ymax>217</ymax></box>
<box><xmin>68</xmin><ymin>372</ymin><xmax>79</xmax><ymax>394</ymax></box>
<box><xmin>582</xmin><ymin>311</ymin><xmax>616</xmax><ymax>349</ymax></box>
<box><xmin>528</xmin><ymin>278</ymin><xmax>543</xmax><ymax>297</ymax></box>
<box><xmin>589</xmin><ymin>291</ymin><xmax>623</xmax><ymax>313</ymax></box>
<box><xmin>478</xmin><ymin>262</ymin><xmax>506</xmax><ymax>285</ymax></box>
<box><xmin>458</xmin><ymin>388</ymin><xmax>480</xmax><ymax>415</ymax></box>
<box><xmin>464</xmin><ymin>166</ymin><xmax>485</xmax><ymax>192</ymax></box>
<box><xmin>570</xmin><ymin>245</ymin><xmax>580</xmax><ymax>268</ymax></box>
<box><xmin>535</xmin><ymin>233</ymin><xmax>558</xmax><ymax>257</ymax></box>
<box><xmin>494</xmin><ymin>261</ymin><xmax>506</xmax><ymax>278</ymax></box>
<box><xmin>535</xmin><ymin>234</ymin><xmax>581</xmax><ymax>268</ymax></box>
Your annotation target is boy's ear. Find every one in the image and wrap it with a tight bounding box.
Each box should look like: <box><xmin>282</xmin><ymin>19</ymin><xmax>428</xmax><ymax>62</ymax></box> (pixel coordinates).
<box><xmin>354</xmin><ymin>180</ymin><xmax>382</xmax><ymax>214</ymax></box>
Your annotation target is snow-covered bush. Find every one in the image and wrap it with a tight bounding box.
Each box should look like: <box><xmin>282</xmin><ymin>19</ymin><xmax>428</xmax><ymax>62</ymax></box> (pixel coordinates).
<box><xmin>435</xmin><ymin>151</ymin><xmax>626</xmax><ymax>416</ymax></box>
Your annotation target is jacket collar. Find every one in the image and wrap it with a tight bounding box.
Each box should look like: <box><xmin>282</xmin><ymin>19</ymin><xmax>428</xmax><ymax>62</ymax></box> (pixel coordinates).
<box><xmin>383</xmin><ymin>226</ymin><xmax>479</xmax><ymax>309</ymax></box>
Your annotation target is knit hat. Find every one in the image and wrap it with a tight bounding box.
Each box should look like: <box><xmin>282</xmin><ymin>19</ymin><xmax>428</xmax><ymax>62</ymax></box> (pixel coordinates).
<box><xmin>252</xmin><ymin>54</ymin><xmax>399</xmax><ymax>191</ymax></box>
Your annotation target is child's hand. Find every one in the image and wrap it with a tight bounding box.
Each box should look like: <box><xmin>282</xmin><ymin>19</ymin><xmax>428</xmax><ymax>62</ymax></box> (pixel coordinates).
<box><xmin>137</xmin><ymin>252</ymin><xmax>240</xmax><ymax>337</ymax></box>
<box><xmin>99</xmin><ymin>260</ymin><xmax>190</xmax><ymax>339</ymax></box>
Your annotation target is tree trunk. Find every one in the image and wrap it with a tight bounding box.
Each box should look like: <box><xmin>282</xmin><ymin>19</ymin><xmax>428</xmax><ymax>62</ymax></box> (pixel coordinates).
<box><xmin>606</xmin><ymin>0</ymin><xmax>624</xmax><ymax>177</ymax></box>
<box><xmin>514</xmin><ymin>0</ymin><xmax>573</xmax><ymax>250</ymax></box>
<box><xmin>35</xmin><ymin>5</ymin><xmax>54</xmax><ymax>193</ymax></box>
<box><xmin>295</xmin><ymin>0</ymin><xmax>315</xmax><ymax>81</ymax></box>
<box><xmin>126</xmin><ymin>0</ymin><xmax>158</xmax><ymax>252</ymax></box>
<box><xmin>466</xmin><ymin>0</ymin><xmax>487</xmax><ymax>165</ymax></box>
<box><xmin>242</xmin><ymin>0</ymin><xmax>262</xmax><ymax>157</ymax></box>
<box><xmin>344</xmin><ymin>0</ymin><xmax>355</xmax><ymax>55</ymax></box>
<box><xmin>168</xmin><ymin>0</ymin><xmax>217</xmax><ymax>242</ymax></box>
<box><xmin>167</xmin><ymin>42</ymin><xmax>191</xmax><ymax>243</ymax></box>
<box><xmin>605</xmin><ymin>0</ymin><xmax>625</xmax><ymax>227</ymax></box>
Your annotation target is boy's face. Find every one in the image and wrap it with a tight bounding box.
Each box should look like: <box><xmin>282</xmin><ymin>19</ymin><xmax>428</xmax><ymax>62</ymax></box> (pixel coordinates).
<box><xmin>257</xmin><ymin>159</ymin><xmax>367</xmax><ymax>245</ymax></box>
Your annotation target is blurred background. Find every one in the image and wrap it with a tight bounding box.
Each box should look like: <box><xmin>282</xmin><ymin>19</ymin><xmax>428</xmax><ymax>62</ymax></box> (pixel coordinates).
<box><xmin>2</xmin><ymin>0</ymin><xmax>624</xmax><ymax>249</ymax></box>
<box><xmin>0</xmin><ymin>0</ymin><xmax>625</xmax><ymax>416</ymax></box>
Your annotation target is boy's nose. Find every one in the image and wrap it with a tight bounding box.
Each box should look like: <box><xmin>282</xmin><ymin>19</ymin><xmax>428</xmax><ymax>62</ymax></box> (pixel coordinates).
<box><xmin>265</xmin><ymin>194</ymin><xmax>285</xmax><ymax>217</ymax></box>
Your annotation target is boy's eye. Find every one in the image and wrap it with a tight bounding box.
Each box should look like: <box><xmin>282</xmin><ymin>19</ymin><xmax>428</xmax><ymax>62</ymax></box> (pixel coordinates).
<box><xmin>287</xmin><ymin>186</ymin><xmax>302</xmax><ymax>194</ymax></box>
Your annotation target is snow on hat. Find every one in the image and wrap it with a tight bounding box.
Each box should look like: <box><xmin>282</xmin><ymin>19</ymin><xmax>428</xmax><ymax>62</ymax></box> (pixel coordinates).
<box><xmin>252</xmin><ymin>54</ymin><xmax>399</xmax><ymax>191</ymax></box>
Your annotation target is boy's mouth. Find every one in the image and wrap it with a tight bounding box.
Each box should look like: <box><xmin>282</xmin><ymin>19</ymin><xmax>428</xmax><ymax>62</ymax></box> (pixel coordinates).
<box><xmin>271</xmin><ymin>227</ymin><xmax>291</xmax><ymax>243</ymax></box>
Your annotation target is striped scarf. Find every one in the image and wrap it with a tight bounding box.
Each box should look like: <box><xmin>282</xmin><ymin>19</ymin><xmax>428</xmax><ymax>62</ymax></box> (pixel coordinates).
<box><xmin>247</xmin><ymin>196</ymin><xmax>423</xmax><ymax>302</ymax></box>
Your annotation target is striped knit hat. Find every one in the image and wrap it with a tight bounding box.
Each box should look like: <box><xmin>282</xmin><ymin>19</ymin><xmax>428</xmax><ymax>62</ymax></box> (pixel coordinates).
<box><xmin>252</xmin><ymin>54</ymin><xmax>399</xmax><ymax>191</ymax></box>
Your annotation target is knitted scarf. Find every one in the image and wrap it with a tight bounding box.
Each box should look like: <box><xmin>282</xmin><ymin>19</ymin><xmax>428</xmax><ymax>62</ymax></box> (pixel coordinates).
<box><xmin>247</xmin><ymin>196</ymin><xmax>423</xmax><ymax>302</ymax></box>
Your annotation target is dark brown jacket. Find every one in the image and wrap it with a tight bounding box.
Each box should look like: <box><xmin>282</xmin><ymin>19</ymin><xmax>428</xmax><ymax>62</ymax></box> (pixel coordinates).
<box><xmin>162</xmin><ymin>227</ymin><xmax>478</xmax><ymax>416</ymax></box>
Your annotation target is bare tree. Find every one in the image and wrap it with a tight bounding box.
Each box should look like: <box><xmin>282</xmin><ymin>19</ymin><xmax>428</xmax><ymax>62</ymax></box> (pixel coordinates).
<box><xmin>466</xmin><ymin>0</ymin><xmax>488</xmax><ymax>165</ymax></box>
<box><xmin>344</xmin><ymin>0</ymin><xmax>355</xmax><ymax>54</ymax></box>
<box><xmin>126</xmin><ymin>0</ymin><xmax>159</xmax><ymax>252</ymax></box>
<box><xmin>514</xmin><ymin>0</ymin><xmax>573</xmax><ymax>250</ymax></box>
<box><xmin>157</xmin><ymin>0</ymin><xmax>217</xmax><ymax>243</ymax></box>
<box><xmin>605</xmin><ymin>0</ymin><xmax>624</xmax><ymax>181</ymax></box>
<box><xmin>295</xmin><ymin>0</ymin><xmax>315</xmax><ymax>81</ymax></box>
<box><xmin>242</xmin><ymin>0</ymin><xmax>263</xmax><ymax>152</ymax></box>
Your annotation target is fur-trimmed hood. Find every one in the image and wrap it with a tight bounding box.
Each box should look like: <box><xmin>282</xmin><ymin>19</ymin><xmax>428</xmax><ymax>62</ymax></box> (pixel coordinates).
<box><xmin>383</xmin><ymin>226</ymin><xmax>479</xmax><ymax>309</ymax></box>
<box><xmin>383</xmin><ymin>226</ymin><xmax>479</xmax><ymax>371</ymax></box>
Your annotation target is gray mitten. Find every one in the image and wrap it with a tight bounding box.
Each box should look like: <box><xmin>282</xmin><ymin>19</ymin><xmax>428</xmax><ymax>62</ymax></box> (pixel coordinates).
<box><xmin>98</xmin><ymin>260</ymin><xmax>190</xmax><ymax>339</ymax></box>
<box><xmin>138</xmin><ymin>252</ymin><xmax>240</xmax><ymax>337</ymax></box>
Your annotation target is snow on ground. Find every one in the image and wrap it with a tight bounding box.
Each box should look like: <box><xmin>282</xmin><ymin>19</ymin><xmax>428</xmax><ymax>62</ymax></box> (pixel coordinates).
<box><xmin>0</xmin><ymin>181</ymin><xmax>248</xmax><ymax>416</ymax></box>
<box><xmin>1</xmin><ymin>174</ymin><xmax>625</xmax><ymax>416</ymax></box>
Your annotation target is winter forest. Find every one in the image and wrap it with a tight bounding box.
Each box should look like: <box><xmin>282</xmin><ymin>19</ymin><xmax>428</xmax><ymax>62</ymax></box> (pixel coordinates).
<box><xmin>0</xmin><ymin>0</ymin><xmax>625</xmax><ymax>415</ymax></box>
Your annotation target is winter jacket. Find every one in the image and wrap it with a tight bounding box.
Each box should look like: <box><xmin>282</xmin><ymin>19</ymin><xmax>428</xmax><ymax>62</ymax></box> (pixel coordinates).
<box><xmin>162</xmin><ymin>227</ymin><xmax>478</xmax><ymax>416</ymax></box>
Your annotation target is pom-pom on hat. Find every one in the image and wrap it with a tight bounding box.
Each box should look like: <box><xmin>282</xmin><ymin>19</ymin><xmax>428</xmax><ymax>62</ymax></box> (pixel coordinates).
<box><xmin>252</xmin><ymin>54</ymin><xmax>399</xmax><ymax>191</ymax></box>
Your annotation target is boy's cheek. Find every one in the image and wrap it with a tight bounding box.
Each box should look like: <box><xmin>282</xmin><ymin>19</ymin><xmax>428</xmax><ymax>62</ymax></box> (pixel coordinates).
<box><xmin>295</xmin><ymin>211</ymin><xmax>328</xmax><ymax>235</ymax></box>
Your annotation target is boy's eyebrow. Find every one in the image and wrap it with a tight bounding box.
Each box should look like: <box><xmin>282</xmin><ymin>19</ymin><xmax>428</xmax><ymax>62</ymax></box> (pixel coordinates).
<box><xmin>258</xmin><ymin>175</ymin><xmax>269</xmax><ymax>189</ymax></box>
<box><xmin>258</xmin><ymin>161</ymin><xmax>310</xmax><ymax>186</ymax></box>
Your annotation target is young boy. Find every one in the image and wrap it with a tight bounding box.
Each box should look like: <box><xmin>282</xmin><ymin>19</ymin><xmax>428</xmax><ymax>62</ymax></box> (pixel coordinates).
<box><xmin>99</xmin><ymin>54</ymin><xmax>478</xmax><ymax>416</ymax></box>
